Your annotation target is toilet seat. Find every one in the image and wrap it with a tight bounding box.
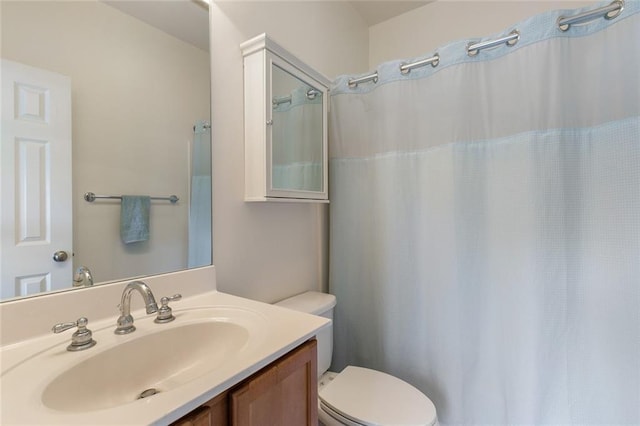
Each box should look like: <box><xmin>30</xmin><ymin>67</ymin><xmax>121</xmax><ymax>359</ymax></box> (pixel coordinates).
<box><xmin>318</xmin><ymin>366</ymin><xmax>438</xmax><ymax>426</ymax></box>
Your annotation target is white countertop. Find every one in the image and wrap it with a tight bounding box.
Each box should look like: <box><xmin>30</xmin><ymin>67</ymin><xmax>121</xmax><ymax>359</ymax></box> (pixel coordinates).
<box><xmin>0</xmin><ymin>290</ymin><xmax>329</xmax><ymax>425</ymax></box>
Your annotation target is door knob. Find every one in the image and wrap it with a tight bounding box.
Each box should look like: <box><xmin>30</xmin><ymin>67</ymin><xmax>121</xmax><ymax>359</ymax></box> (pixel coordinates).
<box><xmin>53</xmin><ymin>251</ymin><xmax>69</xmax><ymax>262</ymax></box>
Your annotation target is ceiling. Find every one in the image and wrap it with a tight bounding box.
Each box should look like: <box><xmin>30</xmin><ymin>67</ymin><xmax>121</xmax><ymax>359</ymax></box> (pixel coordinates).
<box><xmin>349</xmin><ymin>1</ymin><xmax>431</xmax><ymax>26</ymax></box>
<box><xmin>102</xmin><ymin>1</ymin><xmax>432</xmax><ymax>51</ymax></box>
<box><xmin>103</xmin><ymin>1</ymin><xmax>210</xmax><ymax>50</ymax></box>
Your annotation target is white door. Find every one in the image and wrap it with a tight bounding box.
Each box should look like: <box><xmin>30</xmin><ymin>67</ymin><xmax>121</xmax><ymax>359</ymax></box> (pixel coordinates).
<box><xmin>1</xmin><ymin>59</ymin><xmax>72</xmax><ymax>299</ymax></box>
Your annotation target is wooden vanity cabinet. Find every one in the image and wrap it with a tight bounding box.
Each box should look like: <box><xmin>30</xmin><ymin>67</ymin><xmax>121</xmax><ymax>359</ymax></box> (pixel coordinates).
<box><xmin>172</xmin><ymin>339</ymin><xmax>317</xmax><ymax>426</ymax></box>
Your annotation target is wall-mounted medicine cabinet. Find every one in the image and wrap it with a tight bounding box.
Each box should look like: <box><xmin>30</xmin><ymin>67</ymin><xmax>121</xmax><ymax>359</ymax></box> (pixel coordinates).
<box><xmin>241</xmin><ymin>33</ymin><xmax>330</xmax><ymax>202</ymax></box>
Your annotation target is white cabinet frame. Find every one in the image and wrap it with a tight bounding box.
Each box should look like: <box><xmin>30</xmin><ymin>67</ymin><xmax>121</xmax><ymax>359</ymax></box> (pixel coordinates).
<box><xmin>241</xmin><ymin>34</ymin><xmax>330</xmax><ymax>202</ymax></box>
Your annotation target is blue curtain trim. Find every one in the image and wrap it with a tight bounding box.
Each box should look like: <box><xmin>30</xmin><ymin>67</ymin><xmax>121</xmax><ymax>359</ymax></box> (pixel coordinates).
<box><xmin>331</xmin><ymin>1</ymin><xmax>640</xmax><ymax>95</ymax></box>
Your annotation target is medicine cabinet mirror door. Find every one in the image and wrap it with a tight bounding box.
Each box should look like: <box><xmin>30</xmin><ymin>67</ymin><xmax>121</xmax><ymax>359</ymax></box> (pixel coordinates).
<box><xmin>266</xmin><ymin>54</ymin><xmax>328</xmax><ymax>200</ymax></box>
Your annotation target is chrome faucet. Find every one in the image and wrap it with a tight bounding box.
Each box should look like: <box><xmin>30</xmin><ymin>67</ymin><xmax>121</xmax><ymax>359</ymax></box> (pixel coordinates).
<box><xmin>114</xmin><ymin>280</ymin><xmax>158</xmax><ymax>335</ymax></box>
<box><xmin>73</xmin><ymin>266</ymin><xmax>94</xmax><ymax>287</ymax></box>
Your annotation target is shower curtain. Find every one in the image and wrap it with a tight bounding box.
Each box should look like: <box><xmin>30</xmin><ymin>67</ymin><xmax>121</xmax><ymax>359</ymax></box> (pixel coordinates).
<box><xmin>188</xmin><ymin>121</ymin><xmax>212</xmax><ymax>268</ymax></box>
<box><xmin>329</xmin><ymin>2</ymin><xmax>639</xmax><ymax>425</ymax></box>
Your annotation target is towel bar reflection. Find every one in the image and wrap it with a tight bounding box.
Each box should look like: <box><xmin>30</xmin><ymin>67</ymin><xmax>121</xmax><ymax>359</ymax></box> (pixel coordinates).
<box><xmin>84</xmin><ymin>192</ymin><xmax>179</xmax><ymax>203</ymax></box>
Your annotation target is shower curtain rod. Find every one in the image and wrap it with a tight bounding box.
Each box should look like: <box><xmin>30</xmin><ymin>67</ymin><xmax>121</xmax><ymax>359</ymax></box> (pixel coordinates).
<box><xmin>347</xmin><ymin>0</ymin><xmax>625</xmax><ymax>88</ymax></box>
<box><xmin>348</xmin><ymin>72</ymin><xmax>378</xmax><ymax>88</ymax></box>
<box><xmin>273</xmin><ymin>95</ymin><xmax>292</xmax><ymax>106</ymax></box>
<box><xmin>273</xmin><ymin>89</ymin><xmax>323</xmax><ymax>104</ymax></box>
<box><xmin>400</xmin><ymin>54</ymin><xmax>439</xmax><ymax>74</ymax></box>
<box><xmin>467</xmin><ymin>30</ymin><xmax>519</xmax><ymax>57</ymax></box>
<box><xmin>557</xmin><ymin>0</ymin><xmax>623</xmax><ymax>31</ymax></box>
<box><xmin>193</xmin><ymin>122</ymin><xmax>211</xmax><ymax>131</ymax></box>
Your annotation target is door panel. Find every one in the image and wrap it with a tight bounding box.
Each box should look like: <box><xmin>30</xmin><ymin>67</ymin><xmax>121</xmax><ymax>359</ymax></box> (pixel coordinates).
<box><xmin>1</xmin><ymin>59</ymin><xmax>72</xmax><ymax>299</ymax></box>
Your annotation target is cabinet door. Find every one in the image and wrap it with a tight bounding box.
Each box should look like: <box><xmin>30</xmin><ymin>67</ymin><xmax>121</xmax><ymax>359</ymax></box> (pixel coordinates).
<box><xmin>209</xmin><ymin>391</ymin><xmax>230</xmax><ymax>425</ymax></box>
<box><xmin>172</xmin><ymin>405</ymin><xmax>211</xmax><ymax>426</ymax></box>
<box><xmin>172</xmin><ymin>391</ymin><xmax>227</xmax><ymax>426</ymax></box>
<box><xmin>230</xmin><ymin>339</ymin><xmax>318</xmax><ymax>426</ymax></box>
<box><xmin>265</xmin><ymin>55</ymin><xmax>328</xmax><ymax>200</ymax></box>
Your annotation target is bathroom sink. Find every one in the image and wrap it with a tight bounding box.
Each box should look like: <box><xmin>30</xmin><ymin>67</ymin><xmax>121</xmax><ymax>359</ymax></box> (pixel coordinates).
<box><xmin>0</xmin><ymin>290</ymin><xmax>328</xmax><ymax>425</ymax></box>
<box><xmin>42</xmin><ymin>320</ymin><xmax>249</xmax><ymax>412</ymax></box>
<box><xmin>2</xmin><ymin>305</ymin><xmax>268</xmax><ymax>414</ymax></box>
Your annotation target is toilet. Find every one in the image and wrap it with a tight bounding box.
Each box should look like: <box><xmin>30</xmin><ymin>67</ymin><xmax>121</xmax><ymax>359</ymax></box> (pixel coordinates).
<box><xmin>275</xmin><ymin>291</ymin><xmax>438</xmax><ymax>426</ymax></box>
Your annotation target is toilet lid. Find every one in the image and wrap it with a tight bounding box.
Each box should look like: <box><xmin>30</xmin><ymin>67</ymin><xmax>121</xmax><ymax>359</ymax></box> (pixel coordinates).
<box><xmin>319</xmin><ymin>366</ymin><xmax>437</xmax><ymax>426</ymax></box>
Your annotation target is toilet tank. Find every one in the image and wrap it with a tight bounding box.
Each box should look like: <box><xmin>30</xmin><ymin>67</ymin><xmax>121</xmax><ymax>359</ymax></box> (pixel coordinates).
<box><xmin>275</xmin><ymin>291</ymin><xmax>336</xmax><ymax>377</ymax></box>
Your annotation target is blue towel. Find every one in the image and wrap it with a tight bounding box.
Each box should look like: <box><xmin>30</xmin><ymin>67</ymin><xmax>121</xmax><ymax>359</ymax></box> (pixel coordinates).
<box><xmin>120</xmin><ymin>195</ymin><xmax>150</xmax><ymax>244</ymax></box>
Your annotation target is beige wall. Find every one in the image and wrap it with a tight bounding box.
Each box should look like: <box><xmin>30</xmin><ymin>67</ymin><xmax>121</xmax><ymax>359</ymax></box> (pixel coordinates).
<box><xmin>2</xmin><ymin>1</ymin><xmax>210</xmax><ymax>283</ymax></box>
<box><xmin>369</xmin><ymin>1</ymin><xmax>597</xmax><ymax>68</ymax></box>
<box><xmin>210</xmin><ymin>2</ymin><xmax>369</xmax><ymax>302</ymax></box>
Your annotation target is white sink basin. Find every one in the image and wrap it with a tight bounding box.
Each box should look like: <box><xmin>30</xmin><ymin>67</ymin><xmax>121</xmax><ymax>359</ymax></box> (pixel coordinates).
<box><xmin>0</xmin><ymin>290</ymin><xmax>329</xmax><ymax>425</ymax></box>
<box><xmin>2</xmin><ymin>305</ymin><xmax>268</xmax><ymax>415</ymax></box>
<box><xmin>42</xmin><ymin>320</ymin><xmax>249</xmax><ymax>412</ymax></box>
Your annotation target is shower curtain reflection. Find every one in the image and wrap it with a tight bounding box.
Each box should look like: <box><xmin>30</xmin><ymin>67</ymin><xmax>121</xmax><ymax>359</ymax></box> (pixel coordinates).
<box><xmin>188</xmin><ymin>121</ymin><xmax>212</xmax><ymax>268</ymax></box>
<box><xmin>271</xmin><ymin>65</ymin><xmax>324</xmax><ymax>192</ymax></box>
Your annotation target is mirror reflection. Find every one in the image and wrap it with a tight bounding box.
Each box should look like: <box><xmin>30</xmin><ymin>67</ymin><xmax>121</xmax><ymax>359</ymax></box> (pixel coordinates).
<box><xmin>271</xmin><ymin>64</ymin><xmax>323</xmax><ymax>192</ymax></box>
<box><xmin>0</xmin><ymin>0</ymin><xmax>211</xmax><ymax>301</ymax></box>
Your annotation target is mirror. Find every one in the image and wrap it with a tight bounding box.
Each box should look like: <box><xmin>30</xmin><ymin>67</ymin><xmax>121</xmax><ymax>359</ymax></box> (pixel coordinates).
<box><xmin>241</xmin><ymin>33</ymin><xmax>329</xmax><ymax>202</ymax></box>
<box><xmin>0</xmin><ymin>0</ymin><xmax>211</xmax><ymax>301</ymax></box>
<box><xmin>271</xmin><ymin>64</ymin><xmax>324</xmax><ymax>192</ymax></box>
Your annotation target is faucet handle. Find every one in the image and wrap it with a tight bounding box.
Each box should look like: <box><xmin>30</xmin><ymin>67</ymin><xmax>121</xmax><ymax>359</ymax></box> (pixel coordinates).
<box><xmin>154</xmin><ymin>294</ymin><xmax>182</xmax><ymax>324</ymax></box>
<box><xmin>52</xmin><ymin>317</ymin><xmax>97</xmax><ymax>351</ymax></box>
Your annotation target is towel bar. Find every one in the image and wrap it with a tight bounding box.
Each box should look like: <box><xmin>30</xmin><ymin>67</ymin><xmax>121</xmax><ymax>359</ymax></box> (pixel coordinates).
<box><xmin>84</xmin><ymin>192</ymin><xmax>179</xmax><ymax>203</ymax></box>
